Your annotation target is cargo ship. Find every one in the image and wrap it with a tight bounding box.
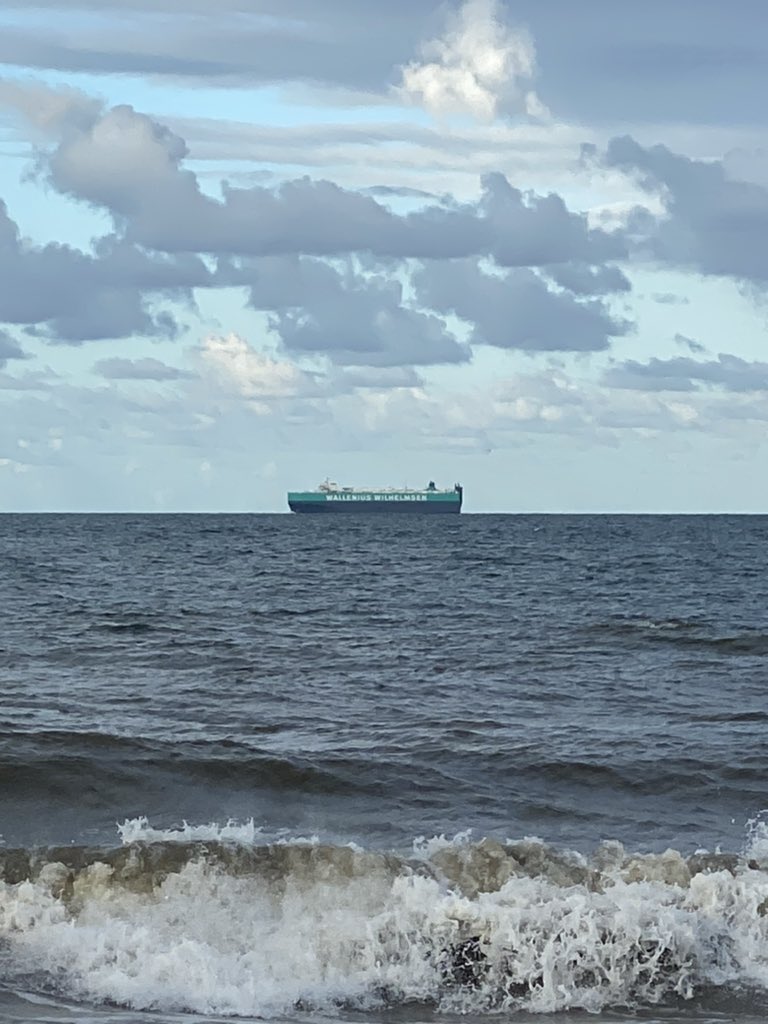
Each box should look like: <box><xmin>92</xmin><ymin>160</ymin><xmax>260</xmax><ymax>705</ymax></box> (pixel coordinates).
<box><xmin>288</xmin><ymin>479</ymin><xmax>463</xmax><ymax>514</ymax></box>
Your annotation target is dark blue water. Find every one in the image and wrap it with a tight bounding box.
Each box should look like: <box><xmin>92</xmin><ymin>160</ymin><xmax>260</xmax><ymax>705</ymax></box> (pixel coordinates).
<box><xmin>1</xmin><ymin>514</ymin><xmax>767</xmax><ymax>1022</ymax></box>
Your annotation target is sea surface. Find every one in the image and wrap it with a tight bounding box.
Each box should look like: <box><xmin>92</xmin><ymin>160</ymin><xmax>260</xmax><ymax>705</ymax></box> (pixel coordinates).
<box><xmin>1</xmin><ymin>513</ymin><xmax>767</xmax><ymax>1024</ymax></box>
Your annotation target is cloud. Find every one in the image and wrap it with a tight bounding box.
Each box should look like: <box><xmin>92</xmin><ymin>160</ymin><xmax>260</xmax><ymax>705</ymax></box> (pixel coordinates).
<box><xmin>723</xmin><ymin>147</ymin><xmax>768</xmax><ymax>189</ymax></box>
<box><xmin>0</xmin><ymin>77</ymin><xmax>101</xmax><ymax>137</ymax></box>
<box><xmin>0</xmin><ymin>200</ymin><xmax>209</xmax><ymax>343</ymax></box>
<box><xmin>0</xmin><ymin>456</ymin><xmax>31</xmax><ymax>475</ymax></box>
<box><xmin>414</xmin><ymin>259</ymin><xmax>631</xmax><ymax>352</ymax></box>
<box><xmin>165</xmin><ymin>112</ymin><xmax>587</xmax><ymax>199</ymax></box>
<box><xmin>0</xmin><ymin>3</ymin><xmax>435</xmax><ymax>97</ymax></box>
<box><xmin>196</xmin><ymin>333</ymin><xmax>321</xmax><ymax>401</ymax></box>
<box><xmin>0</xmin><ymin>330</ymin><xmax>26</xmax><ymax>366</ymax></box>
<box><xmin>398</xmin><ymin>0</ymin><xmax>548</xmax><ymax>122</ymax></box>
<box><xmin>598</xmin><ymin>135</ymin><xmax>768</xmax><ymax>283</ymax></box>
<box><xmin>36</xmin><ymin>101</ymin><xmax>415</xmax><ymax>253</ymax></box>
<box><xmin>46</xmin><ymin>103</ymin><xmax>196</xmax><ymax>221</ymax></box>
<box><xmin>1</xmin><ymin>0</ymin><xmax>766</xmax><ymax>136</ymax></box>
<box><xmin>674</xmin><ymin>333</ymin><xmax>706</xmax><ymax>355</ymax></box>
<box><xmin>231</xmin><ymin>255</ymin><xmax>468</xmax><ymax>368</ymax></box>
<box><xmin>93</xmin><ymin>357</ymin><xmax>194</xmax><ymax>380</ymax></box>
<box><xmin>0</xmin><ymin>94</ymin><xmax>627</xmax><ymax>363</ymax></box>
<box><xmin>363</xmin><ymin>185</ymin><xmax>437</xmax><ymax>200</ymax></box>
<box><xmin>7</xmin><ymin>88</ymin><xmax>618</xmax><ymax>267</ymax></box>
<box><xmin>0</xmin><ymin>85</ymin><xmax>635</xmax><ymax>371</ymax></box>
<box><xmin>0</xmin><ymin>28</ymin><xmax>244</xmax><ymax>83</ymax></box>
<box><xmin>271</xmin><ymin>296</ymin><xmax>465</xmax><ymax>369</ymax></box>
<box><xmin>604</xmin><ymin>354</ymin><xmax>768</xmax><ymax>393</ymax></box>
<box><xmin>546</xmin><ymin>263</ymin><xmax>631</xmax><ymax>296</ymax></box>
<box><xmin>479</xmin><ymin>172</ymin><xmax>625</xmax><ymax>267</ymax></box>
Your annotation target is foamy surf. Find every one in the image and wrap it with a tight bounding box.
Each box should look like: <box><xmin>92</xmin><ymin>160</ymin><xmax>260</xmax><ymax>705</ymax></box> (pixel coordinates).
<box><xmin>117</xmin><ymin>816</ymin><xmax>265</xmax><ymax>845</ymax></box>
<box><xmin>1</xmin><ymin>824</ymin><xmax>768</xmax><ymax>1018</ymax></box>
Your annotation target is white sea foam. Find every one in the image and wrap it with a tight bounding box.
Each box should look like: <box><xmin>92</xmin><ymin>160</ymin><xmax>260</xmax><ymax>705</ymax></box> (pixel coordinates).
<box><xmin>412</xmin><ymin>828</ymin><xmax>475</xmax><ymax>860</ymax></box>
<box><xmin>117</xmin><ymin>816</ymin><xmax>325</xmax><ymax>848</ymax></box>
<box><xmin>117</xmin><ymin>816</ymin><xmax>263</xmax><ymax>845</ymax></box>
<box><xmin>1</xmin><ymin>827</ymin><xmax>768</xmax><ymax>1017</ymax></box>
<box><xmin>746</xmin><ymin>810</ymin><xmax>768</xmax><ymax>863</ymax></box>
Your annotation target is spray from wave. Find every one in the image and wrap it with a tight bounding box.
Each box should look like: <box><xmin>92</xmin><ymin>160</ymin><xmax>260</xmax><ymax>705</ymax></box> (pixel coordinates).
<box><xmin>1</xmin><ymin>819</ymin><xmax>767</xmax><ymax>1017</ymax></box>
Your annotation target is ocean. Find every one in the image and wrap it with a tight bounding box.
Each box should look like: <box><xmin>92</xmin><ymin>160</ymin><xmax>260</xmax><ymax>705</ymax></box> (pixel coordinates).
<box><xmin>1</xmin><ymin>512</ymin><xmax>767</xmax><ymax>1024</ymax></box>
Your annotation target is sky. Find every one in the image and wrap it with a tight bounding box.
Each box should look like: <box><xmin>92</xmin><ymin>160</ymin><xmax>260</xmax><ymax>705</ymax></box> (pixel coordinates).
<box><xmin>1</xmin><ymin>0</ymin><xmax>768</xmax><ymax>512</ymax></box>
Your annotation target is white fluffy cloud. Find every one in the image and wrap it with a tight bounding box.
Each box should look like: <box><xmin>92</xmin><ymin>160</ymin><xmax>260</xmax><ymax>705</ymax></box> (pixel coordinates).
<box><xmin>398</xmin><ymin>0</ymin><xmax>549</xmax><ymax>122</ymax></box>
<box><xmin>196</xmin><ymin>333</ymin><xmax>320</xmax><ymax>402</ymax></box>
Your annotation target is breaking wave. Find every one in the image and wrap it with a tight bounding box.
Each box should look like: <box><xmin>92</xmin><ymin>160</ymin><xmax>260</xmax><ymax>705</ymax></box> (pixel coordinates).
<box><xmin>2</xmin><ymin>820</ymin><xmax>768</xmax><ymax>1018</ymax></box>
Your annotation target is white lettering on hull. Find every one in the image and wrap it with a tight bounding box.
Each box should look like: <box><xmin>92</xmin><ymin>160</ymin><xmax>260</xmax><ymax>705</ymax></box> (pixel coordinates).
<box><xmin>325</xmin><ymin>493</ymin><xmax>430</xmax><ymax>502</ymax></box>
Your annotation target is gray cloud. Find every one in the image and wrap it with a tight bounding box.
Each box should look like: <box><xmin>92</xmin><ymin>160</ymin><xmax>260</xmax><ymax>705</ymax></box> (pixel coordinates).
<box><xmin>0</xmin><ymin>4</ymin><xmax>431</xmax><ymax>93</ymax></box>
<box><xmin>237</xmin><ymin>255</ymin><xmax>468</xmax><ymax>368</ymax></box>
<box><xmin>481</xmin><ymin>173</ymin><xmax>625</xmax><ymax>267</ymax></box>
<box><xmin>546</xmin><ymin>262</ymin><xmax>631</xmax><ymax>296</ymax></box>
<box><xmin>414</xmin><ymin>259</ymin><xmax>631</xmax><ymax>352</ymax></box>
<box><xmin>0</xmin><ymin>89</ymin><xmax>637</xmax><ymax>364</ymax></box>
<box><xmin>93</xmin><ymin>357</ymin><xmax>195</xmax><ymax>380</ymax></box>
<box><xmin>599</xmin><ymin>135</ymin><xmax>768</xmax><ymax>283</ymax></box>
<box><xmin>603</xmin><ymin>359</ymin><xmax>697</xmax><ymax>393</ymax></box>
<box><xmin>652</xmin><ymin>292</ymin><xmax>689</xmax><ymax>305</ymax></box>
<box><xmin>515</xmin><ymin>1</ymin><xmax>768</xmax><ymax>129</ymax></box>
<box><xmin>0</xmin><ymin>200</ymin><xmax>210</xmax><ymax>343</ymax></box>
<box><xmin>24</xmin><ymin>99</ymin><xmax>625</xmax><ymax>266</ymax></box>
<box><xmin>364</xmin><ymin>185</ymin><xmax>437</xmax><ymax>199</ymax></box>
<box><xmin>273</xmin><ymin>302</ymin><xmax>464</xmax><ymax>369</ymax></box>
<box><xmin>674</xmin><ymin>333</ymin><xmax>706</xmax><ymax>354</ymax></box>
<box><xmin>604</xmin><ymin>354</ymin><xmax>768</xmax><ymax>393</ymax></box>
<box><xmin>0</xmin><ymin>29</ymin><xmax>241</xmax><ymax>80</ymax></box>
<box><xmin>0</xmin><ymin>330</ymin><xmax>26</xmax><ymax>366</ymax></box>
